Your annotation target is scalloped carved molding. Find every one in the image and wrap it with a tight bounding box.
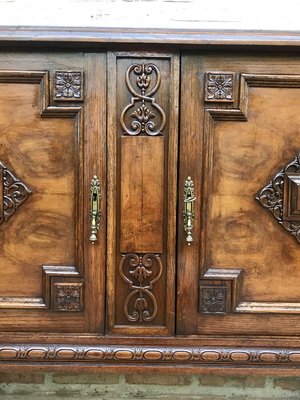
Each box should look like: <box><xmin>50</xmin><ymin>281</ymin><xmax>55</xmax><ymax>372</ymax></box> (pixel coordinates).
<box><xmin>0</xmin><ymin>344</ymin><xmax>299</xmax><ymax>366</ymax></box>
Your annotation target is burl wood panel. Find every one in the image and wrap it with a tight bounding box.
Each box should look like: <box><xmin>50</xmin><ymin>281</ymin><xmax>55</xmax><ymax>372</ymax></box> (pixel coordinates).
<box><xmin>120</xmin><ymin>136</ymin><xmax>164</xmax><ymax>253</ymax></box>
<box><xmin>0</xmin><ymin>82</ymin><xmax>75</xmax><ymax>297</ymax></box>
<box><xmin>211</xmin><ymin>86</ymin><xmax>300</xmax><ymax>302</ymax></box>
<box><xmin>107</xmin><ymin>52</ymin><xmax>179</xmax><ymax>335</ymax></box>
<box><xmin>178</xmin><ymin>54</ymin><xmax>300</xmax><ymax>337</ymax></box>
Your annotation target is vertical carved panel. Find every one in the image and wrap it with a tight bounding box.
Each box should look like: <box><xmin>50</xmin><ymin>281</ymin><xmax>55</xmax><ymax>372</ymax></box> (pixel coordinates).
<box><xmin>107</xmin><ymin>53</ymin><xmax>179</xmax><ymax>335</ymax></box>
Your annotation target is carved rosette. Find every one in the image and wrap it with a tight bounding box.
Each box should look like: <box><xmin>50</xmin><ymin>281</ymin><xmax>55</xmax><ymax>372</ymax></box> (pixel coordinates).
<box><xmin>0</xmin><ymin>162</ymin><xmax>31</xmax><ymax>225</ymax></box>
<box><xmin>54</xmin><ymin>71</ymin><xmax>84</xmax><ymax>101</ymax></box>
<box><xmin>119</xmin><ymin>253</ymin><xmax>163</xmax><ymax>322</ymax></box>
<box><xmin>53</xmin><ymin>282</ymin><xmax>83</xmax><ymax>312</ymax></box>
<box><xmin>120</xmin><ymin>63</ymin><xmax>166</xmax><ymax>136</ymax></box>
<box><xmin>256</xmin><ymin>153</ymin><xmax>300</xmax><ymax>243</ymax></box>
<box><xmin>199</xmin><ymin>286</ymin><xmax>227</xmax><ymax>313</ymax></box>
<box><xmin>205</xmin><ymin>72</ymin><xmax>234</xmax><ymax>102</ymax></box>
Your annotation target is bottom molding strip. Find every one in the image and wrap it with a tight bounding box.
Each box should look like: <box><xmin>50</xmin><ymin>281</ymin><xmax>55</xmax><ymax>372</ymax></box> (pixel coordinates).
<box><xmin>0</xmin><ymin>344</ymin><xmax>299</xmax><ymax>365</ymax></box>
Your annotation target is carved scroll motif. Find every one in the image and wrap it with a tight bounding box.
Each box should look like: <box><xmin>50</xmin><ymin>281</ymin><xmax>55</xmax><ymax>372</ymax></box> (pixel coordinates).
<box><xmin>120</xmin><ymin>63</ymin><xmax>166</xmax><ymax>136</ymax></box>
<box><xmin>119</xmin><ymin>253</ymin><xmax>163</xmax><ymax>322</ymax></box>
<box><xmin>256</xmin><ymin>153</ymin><xmax>300</xmax><ymax>243</ymax></box>
<box><xmin>0</xmin><ymin>162</ymin><xmax>31</xmax><ymax>225</ymax></box>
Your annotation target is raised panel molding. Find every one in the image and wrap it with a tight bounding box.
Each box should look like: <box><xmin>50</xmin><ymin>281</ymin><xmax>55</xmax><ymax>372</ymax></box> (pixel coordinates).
<box><xmin>201</xmin><ymin>72</ymin><xmax>300</xmax><ymax>315</ymax></box>
<box><xmin>0</xmin><ymin>70</ymin><xmax>84</xmax><ymax>311</ymax></box>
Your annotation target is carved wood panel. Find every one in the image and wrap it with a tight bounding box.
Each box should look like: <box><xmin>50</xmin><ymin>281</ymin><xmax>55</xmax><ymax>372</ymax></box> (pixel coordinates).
<box><xmin>107</xmin><ymin>52</ymin><xmax>179</xmax><ymax>336</ymax></box>
<box><xmin>0</xmin><ymin>52</ymin><xmax>106</xmax><ymax>333</ymax></box>
<box><xmin>178</xmin><ymin>54</ymin><xmax>300</xmax><ymax>336</ymax></box>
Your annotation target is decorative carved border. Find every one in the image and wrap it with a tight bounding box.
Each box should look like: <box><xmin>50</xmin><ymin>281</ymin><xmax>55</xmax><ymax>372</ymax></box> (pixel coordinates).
<box><xmin>0</xmin><ymin>71</ymin><xmax>84</xmax><ymax>311</ymax></box>
<box><xmin>0</xmin><ymin>344</ymin><xmax>299</xmax><ymax>366</ymax></box>
<box><xmin>201</xmin><ymin>73</ymin><xmax>300</xmax><ymax>315</ymax></box>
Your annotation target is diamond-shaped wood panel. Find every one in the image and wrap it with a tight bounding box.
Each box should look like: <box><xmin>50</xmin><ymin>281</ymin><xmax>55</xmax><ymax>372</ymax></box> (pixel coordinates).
<box><xmin>256</xmin><ymin>153</ymin><xmax>300</xmax><ymax>243</ymax></box>
<box><xmin>0</xmin><ymin>162</ymin><xmax>31</xmax><ymax>225</ymax></box>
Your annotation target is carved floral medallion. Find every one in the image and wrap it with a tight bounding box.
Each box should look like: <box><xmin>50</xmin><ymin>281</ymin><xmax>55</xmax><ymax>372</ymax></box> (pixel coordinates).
<box><xmin>205</xmin><ymin>72</ymin><xmax>234</xmax><ymax>102</ymax></box>
<box><xmin>54</xmin><ymin>282</ymin><xmax>83</xmax><ymax>312</ymax></box>
<box><xmin>0</xmin><ymin>162</ymin><xmax>31</xmax><ymax>225</ymax></box>
<box><xmin>199</xmin><ymin>286</ymin><xmax>227</xmax><ymax>313</ymax></box>
<box><xmin>54</xmin><ymin>71</ymin><xmax>84</xmax><ymax>100</ymax></box>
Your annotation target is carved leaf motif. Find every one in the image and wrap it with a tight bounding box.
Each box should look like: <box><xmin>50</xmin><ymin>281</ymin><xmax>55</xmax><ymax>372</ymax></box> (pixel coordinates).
<box><xmin>0</xmin><ymin>162</ymin><xmax>31</xmax><ymax>225</ymax></box>
<box><xmin>205</xmin><ymin>73</ymin><xmax>234</xmax><ymax>101</ymax></box>
<box><xmin>256</xmin><ymin>153</ymin><xmax>300</xmax><ymax>243</ymax></box>
<box><xmin>200</xmin><ymin>286</ymin><xmax>226</xmax><ymax>313</ymax></box>
<box><xmin>54</xmin><ymin>283</ymin><xmax>82</xmax><ymax>312</ymax></box>
<box><xmin>54</xmin><ymin>71</ymin><xmax>83</xmax><ymax>100</ymax></box>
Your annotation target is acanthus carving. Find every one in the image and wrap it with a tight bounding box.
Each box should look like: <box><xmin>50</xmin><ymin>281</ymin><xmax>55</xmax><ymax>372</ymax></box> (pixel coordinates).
<box><xmin>256</xmin><ymin>153</ymin><xmax>300</xmax><ymax>243</ymax></box>
<box><xmin>205</xmin><ymin>73</ymin><xmax>234</xmax><ymax>102</ymax></box>
<box><xmin>119</xmin><ymin>253</ymin><xmax>163</xmax><ymax>322</ymax></box>
<box><xmin>54</xmin><ymin>71</ymin><xmax>84</xmax><ymax>101</ymax></box>
<box><xmin>0</xmin><ymin>162</ymin><xmax>31</xmax><ymax>225</ymax></box>
<box><xmin>120</xmin><ymin>63</ymin><xmax>166</xmax><ymax>136</ymax></box>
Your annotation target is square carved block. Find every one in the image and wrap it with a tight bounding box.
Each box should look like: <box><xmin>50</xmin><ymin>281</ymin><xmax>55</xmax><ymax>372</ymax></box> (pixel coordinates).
<box><xmin>53</xmin><ymin>71</ymin><xmax>84</xmax><ymax>101</ymax></box>
<box><xmin>284</xmin><ymin>173</ymin><xmax>300</xmax><ymax>221</ymax></box>
<box><xmin>204</xmin><ymin>72</ymin><xmax>236</xmax><ymax>102</ymax></box>
<box><xmin>199</xmin><ymin>280</ymin><xmax>232</xmax><ymax>314</ymax></box>
<box><xmin>52</xmin><ymin>282</ymin><xmax>83</xmax><ymax>312</ymax></box>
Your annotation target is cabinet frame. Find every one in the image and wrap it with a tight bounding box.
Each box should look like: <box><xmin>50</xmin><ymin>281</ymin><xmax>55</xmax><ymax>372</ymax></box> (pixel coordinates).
<box><xmin>0</xmin><ymin>27</ymin><xmax>300</xmax><ymax>375</ymax></box>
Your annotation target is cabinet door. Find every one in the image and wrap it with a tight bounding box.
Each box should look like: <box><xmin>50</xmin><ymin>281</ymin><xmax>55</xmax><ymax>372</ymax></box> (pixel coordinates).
<box><xmin>0</xmin><ymin>52</ymin><xmax>106</xmax><ymax>334</ymax></box>
<box><xmin>178</xmin><ymin>53</ymin><xmax>300</xmax><ymax>337</ymax></box>
<box><xmin>106</xmin><ymin>52</ymin><xmax>179</xmax><ymax>336</ymax></box>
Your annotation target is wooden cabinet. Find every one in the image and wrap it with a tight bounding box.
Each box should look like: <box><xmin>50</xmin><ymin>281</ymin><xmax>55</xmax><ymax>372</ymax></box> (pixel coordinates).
<box><xmin>1</xmin><ymin>28</ymin><xmax>300</xmax><ymax>374</ymax></box>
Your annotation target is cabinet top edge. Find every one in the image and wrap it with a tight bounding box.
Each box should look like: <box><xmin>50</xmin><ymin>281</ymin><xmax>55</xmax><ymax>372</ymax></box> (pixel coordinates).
<box><xmin>0</xmin><ymin>26</ymin><xmax>300</xmax><ymax>48</ymax></box>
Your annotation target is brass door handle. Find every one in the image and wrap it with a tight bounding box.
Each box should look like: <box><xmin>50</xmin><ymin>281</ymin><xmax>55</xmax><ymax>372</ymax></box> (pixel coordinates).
<box><xmin>183</xmin><ymin>176</ymin><xmax>196</xmax><ymax>245</ymax></box>
<box><xmin>89</xmin><ymin>175</ymin><xmax>101</xmax><ymax>244</ymax></box>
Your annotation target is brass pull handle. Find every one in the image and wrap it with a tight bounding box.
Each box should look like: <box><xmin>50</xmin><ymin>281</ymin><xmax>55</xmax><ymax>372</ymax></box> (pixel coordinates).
<box><xmin>183</xmin><ymin>176</ymin><xmax>196</xmax><ymax>245</ymax></box>
<box><xmin>89</xmin><ymin>175</ymin><xmax>101</xmax><ymax>244</ymax></box>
